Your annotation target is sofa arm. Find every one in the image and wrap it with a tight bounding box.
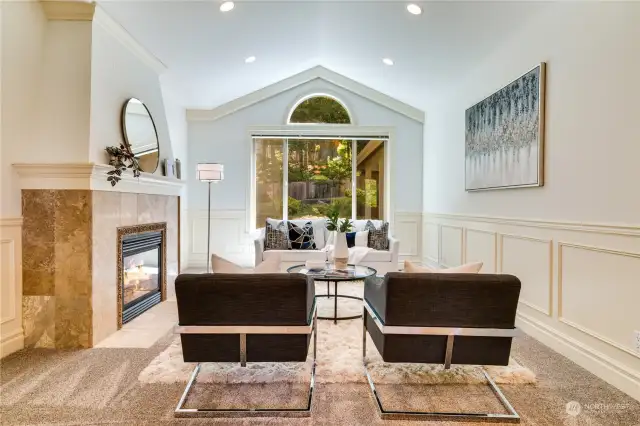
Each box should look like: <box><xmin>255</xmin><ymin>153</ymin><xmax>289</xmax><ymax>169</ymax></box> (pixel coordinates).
<box><xmin>254</xmin><ymin>237</ymin><xmax>265</xmax><ymax>267</ymax></box>
<box><xmin>389</xmin><ymin>236</ymin><xmax>400</xmax><ymax>267</ymax></box>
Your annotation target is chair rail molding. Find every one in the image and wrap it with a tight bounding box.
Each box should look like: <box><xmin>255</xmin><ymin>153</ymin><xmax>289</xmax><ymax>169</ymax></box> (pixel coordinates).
<box><xmin>424</xmin><ymin>210</ymin><xmax>640</xmax><ymax>403</ymax></box>
<box><xmin>13</xmin><ymin>163</ymin><xmax>185</xmax><ymax>197</ymax></box>
<box><xmin>424</xmin><ymin>212</ymin><xmax>640</xmax><ymax>237</ymax></box>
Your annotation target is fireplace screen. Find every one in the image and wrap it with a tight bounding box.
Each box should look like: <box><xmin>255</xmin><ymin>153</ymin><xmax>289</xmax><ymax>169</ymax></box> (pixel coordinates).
<box><xmin>121</xmin><ymin>231</ymin><xmax>163</xmax><ymax>324</ymax></box>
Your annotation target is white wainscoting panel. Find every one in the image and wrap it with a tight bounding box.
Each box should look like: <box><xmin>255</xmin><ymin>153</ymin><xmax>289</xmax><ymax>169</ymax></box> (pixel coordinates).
<box><xmin>394</xmin><ymin>212</ymin><xmax>422</xmax><ymax>264</ymax></box>
<box><xmin>0</xmin><ymin>218</ymin><xmax>24</xmax><ymax>358</ymax></box>
<box><xmin>465</xmin><ymin>229</ymin><xmax>498</xmax><ymax>273</ymax></box>
<box><xmin>423</xmin><ymin>221</ymin><xmax>439</xmax><ymax>266</ymax></box>
<box><xmin>423</xmin><ymin>212</ymin><xmax>640</xmax><ymax>402</ymax></box>
<box><xmin>500</xmin><ymin>234</ymin><xmax>553</xmax><ymax>316</ymax></box>
<box><xmin>188</xmin><ymin>210</ymin><xmax>253</xmax><ymax>267</ymax></box>
<box><xmin>559</xmin><ymin>242</ymin><xmax>640</xmax><ymax>358</ymax></box>
<box><xmin>439</xmin><ymin>225</ymin><xmax>463</xmax><ymax>267</ymax></box>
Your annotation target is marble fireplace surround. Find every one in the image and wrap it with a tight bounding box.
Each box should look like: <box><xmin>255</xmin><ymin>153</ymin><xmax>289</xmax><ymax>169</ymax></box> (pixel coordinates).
<box><xmin>22</xmin><ymin>190</ymin><xmax>180</xmax><ymax>349</ymax></box>
<box><xmin>117</xmin><ymin>222</ymin><xmax>168</xmax><ymax>329</ymax></box>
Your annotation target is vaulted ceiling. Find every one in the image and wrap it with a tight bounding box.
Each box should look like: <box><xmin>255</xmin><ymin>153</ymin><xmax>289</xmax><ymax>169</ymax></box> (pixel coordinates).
<box><xmin>99</xmin><ymin>0</ymin><xmax>548</xmax><ymax>110</ymax></box>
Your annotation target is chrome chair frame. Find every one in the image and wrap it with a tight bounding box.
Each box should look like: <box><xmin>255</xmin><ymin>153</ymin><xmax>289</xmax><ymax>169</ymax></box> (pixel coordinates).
<box><xmin>174</xmin><ymin>305</ymin><xmax>318</xmax><ymax>418</ymax></box>
<box><xmin>363</xmin><ymin>301</ymin><xmax>521</xmax><ymax>423</ymax></box>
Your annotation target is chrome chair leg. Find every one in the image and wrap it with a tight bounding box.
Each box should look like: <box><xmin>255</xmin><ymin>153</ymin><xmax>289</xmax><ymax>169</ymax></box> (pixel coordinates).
<box><xmin>175</xmin><ymin>310</ymin><xmax>318</xmax><ymax>418</ymax></box>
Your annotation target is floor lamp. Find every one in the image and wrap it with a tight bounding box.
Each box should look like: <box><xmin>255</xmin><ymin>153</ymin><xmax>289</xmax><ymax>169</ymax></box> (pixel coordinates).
<box><xmin>196</xmin><ymin>163</ymin><xmax>224</xmax><ymax>273</ymax></box>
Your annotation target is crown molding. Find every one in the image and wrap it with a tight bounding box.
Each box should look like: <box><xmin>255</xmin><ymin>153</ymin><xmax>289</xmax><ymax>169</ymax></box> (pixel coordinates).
<box><xmin>93</xmin><ymin>6</ymin><xmax>167</xmax><ymax>75</ymax></box>
<box><xmin>40</xmin><ymin>0</ymin><xmax>96</xmax><ymax>21</ymax></box>
<box><xmin>13</xmin><ymin>163</ymin><xmax>184</xmax><ymax>197</ymax></box>
<box><xmin>187</xmin><ymin>66</ymin><xmax>425</xmax><ymax>124</ymax></box>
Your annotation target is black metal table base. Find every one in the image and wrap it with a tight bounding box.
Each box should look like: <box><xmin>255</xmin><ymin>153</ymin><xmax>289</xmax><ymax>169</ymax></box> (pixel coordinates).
<box><xmin>315</xmin><ymin>281</ymin><xmax>363</xmax><ymax>324</ymax></box>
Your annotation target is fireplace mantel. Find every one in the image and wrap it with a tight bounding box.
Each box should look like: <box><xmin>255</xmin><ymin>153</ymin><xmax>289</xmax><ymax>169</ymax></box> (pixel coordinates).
<box><xmin>14</xmin><ymin>163</ymin><xmax>185</xmax><ymax>197</ymax></box>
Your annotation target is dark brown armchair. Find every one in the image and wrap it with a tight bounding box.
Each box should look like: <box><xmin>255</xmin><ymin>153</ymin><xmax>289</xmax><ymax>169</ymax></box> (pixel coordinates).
<box><xmin>363</xmin><ymin>272</ymin><xmax>522</xmax><ymax>422</ymax></box>
<box><xmin>174</xmin><ymin>273</ymin><xmax>317</xmax><ymax>418</ymax></box>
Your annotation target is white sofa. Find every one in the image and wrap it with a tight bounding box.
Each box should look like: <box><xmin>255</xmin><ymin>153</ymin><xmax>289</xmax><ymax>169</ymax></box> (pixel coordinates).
<box><xmin>254</xmin><ymin>219</ymin><xmax>400</xmax><ymax>274</ymax></box>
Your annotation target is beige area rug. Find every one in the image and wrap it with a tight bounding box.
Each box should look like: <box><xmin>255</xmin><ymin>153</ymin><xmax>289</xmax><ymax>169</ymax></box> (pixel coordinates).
<box><xmin>139</xmin><ymin>281</ymin><xmax>536</xmax><ymax>386</ymax></box>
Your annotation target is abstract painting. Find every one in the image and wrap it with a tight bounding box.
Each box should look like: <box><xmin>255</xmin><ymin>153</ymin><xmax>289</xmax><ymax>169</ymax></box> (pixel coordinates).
<box><xmin>465</xmin><ymin>63</ymin><xmax>546</xmax><ymax>191</ymax></box>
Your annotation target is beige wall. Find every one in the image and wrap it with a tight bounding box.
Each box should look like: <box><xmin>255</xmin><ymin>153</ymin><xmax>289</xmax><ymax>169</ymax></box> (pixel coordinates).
<box><xmin>423</xmin><ymin>2</ymin><xmax>640</xmax><ymax>401</ymax></box>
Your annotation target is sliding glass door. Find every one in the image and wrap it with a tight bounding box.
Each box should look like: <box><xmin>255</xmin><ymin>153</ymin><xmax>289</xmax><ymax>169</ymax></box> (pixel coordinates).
<box><xmin>254</xmin><ymin>137</ymin><xmax>386</xmax><ymax>227</ymax></box>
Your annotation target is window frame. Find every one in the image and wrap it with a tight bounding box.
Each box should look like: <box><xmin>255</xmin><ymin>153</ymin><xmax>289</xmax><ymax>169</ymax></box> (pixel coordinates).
<box><xmin>249</xmin><ymin>125</ymin><xmax>394</xmax><ymax>232</ymax></box>
<box><xmin>286</xmin><ymin>93</ymin><xmax>354</xmax><ymax>125</ymax></box>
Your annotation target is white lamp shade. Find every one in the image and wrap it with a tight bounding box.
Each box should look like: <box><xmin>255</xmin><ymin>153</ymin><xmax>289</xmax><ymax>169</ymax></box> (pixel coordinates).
<box><xmin>197</xmin><ymin>163</ymin><xmax>224</xmax><ymax>181</ymax></box>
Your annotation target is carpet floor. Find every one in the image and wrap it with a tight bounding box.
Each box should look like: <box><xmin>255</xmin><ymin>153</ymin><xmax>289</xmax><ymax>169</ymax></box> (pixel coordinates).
<box><xmin>2</xmin><ymin>303</ymin><xmax>640</xmax><ymax>425</ymax></box>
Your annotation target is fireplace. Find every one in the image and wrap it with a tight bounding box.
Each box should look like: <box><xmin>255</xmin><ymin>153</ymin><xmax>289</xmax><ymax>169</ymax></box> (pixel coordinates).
<box><xmin>117</xmin><ymin>223</ymin><xmax>167</xmax><ymax>327</ymax></box>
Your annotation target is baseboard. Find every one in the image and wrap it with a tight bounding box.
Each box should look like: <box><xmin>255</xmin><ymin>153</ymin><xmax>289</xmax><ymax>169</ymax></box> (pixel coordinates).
<box><xmin>0</xmin><ymin>328</ymin><xmax>24</xmax><ymax>359</ymax></box>
<box><xmin>517</xmin><ymin>312</ymin><xmax>640</xmax><ymax>402</ymax></box>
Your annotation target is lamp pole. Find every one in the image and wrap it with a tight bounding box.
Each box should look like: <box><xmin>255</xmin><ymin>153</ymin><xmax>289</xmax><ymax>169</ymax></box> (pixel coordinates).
<box><xmin>196</xmin><ymin>163</ymin><xmax>223</xmax><ymax>273</ymax></box>
<box><xmin>206</xmin><ymin>180</ymin><xmax>212</xmax><ymax>273</ymax></box>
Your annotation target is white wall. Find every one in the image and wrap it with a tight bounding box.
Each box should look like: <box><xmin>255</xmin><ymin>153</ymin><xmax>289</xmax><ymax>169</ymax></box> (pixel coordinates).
<box><xmin>187</xmin><ymin>79</ymin><xmax>424</xmax><ymax>266</ymax></box>
<box><xmin>423</xmin><ymin>2</ymin><xmax>640</xmax><ymax>401</ymax></box>
<box><xmin>0</xmin><ymin>0</ymin><xmax>46</xmax><ymax>357</ymax></box>
<box><xmin>1</xmin><ymin>1</ymin><xmax>47</xmax><ymax>218</ymax></box>
<box><xmin>37</xmin><ymin>21</ymin><xmax>93</xmax><ymax>163</ymax></box>
<box><xmin>89</xmin><ymin>9</ymin><xmax>174</xmax><ymax>170</ymax></box>
<box><xmin>161</xmin><ymin>84</ymin><xmax>189</xmax><ymax>269</ymax></box>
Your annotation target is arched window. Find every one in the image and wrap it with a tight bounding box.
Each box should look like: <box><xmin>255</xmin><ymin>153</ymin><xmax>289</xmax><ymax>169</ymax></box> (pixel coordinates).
<box><xmin>288</xmin><ymin>95</ymin><xmax>351</xmax><ymax>124</ymax></box>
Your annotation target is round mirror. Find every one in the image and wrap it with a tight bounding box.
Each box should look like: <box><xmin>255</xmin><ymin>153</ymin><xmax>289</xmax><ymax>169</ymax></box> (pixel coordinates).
<box><xmin>121</xmin><ymin>98</ymin><xmax>160</xmax><ymax>173</ymax></box>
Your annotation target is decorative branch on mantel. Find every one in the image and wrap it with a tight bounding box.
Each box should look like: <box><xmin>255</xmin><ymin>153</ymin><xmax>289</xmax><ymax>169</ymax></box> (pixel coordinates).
<box><xmin>105</xmin><ymin>145</ymin><xmax>141</xmax><ymax>186</ymax></box>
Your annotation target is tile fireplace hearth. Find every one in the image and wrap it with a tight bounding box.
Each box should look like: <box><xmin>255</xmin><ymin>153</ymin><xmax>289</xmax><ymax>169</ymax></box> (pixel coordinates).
<box><xmin>118</xmin><ymin>224</ymin><xmax>167</xmax><ymax>326</ymax></box>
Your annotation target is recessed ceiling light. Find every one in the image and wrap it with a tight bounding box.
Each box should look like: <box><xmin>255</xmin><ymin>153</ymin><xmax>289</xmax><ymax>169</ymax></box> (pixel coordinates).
<box><xmin>245</xmin><ymin>56</ymin><xmax>256</xmax><ymax>64</ymax></box>
<box><xmin>407</xmin><ymin>4</ymin><xmax>422</xmax><ymax>15</ymax></box>
<box><xmin>382</xmin><ymin>58</ymin><xmax>394</xmax><ymax>66</ymax></box>
<box><xmin>220</xmin><ymin>1</ymin><xmax>234</xmax><ymax>12</ymax></box>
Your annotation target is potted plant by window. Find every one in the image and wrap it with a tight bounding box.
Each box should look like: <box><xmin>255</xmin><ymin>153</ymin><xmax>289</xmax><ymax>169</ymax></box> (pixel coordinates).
<box><xmin>326</xmin><ymin>205</ymin><xmax>353</xmax><ymax>269</ymax></box>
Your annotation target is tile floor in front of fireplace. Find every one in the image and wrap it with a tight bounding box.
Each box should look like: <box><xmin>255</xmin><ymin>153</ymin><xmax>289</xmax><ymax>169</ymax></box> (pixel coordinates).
<box><xmin>94</xmin><ymin>300</ymin><xmax>178</xmax><ymax>349</ymax></box>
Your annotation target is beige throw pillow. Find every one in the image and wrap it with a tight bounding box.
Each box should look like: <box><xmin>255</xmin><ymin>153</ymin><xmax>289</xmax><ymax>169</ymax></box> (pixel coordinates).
<box><xmin>211</xmin><ymin>253</ymin><xmax>281</xmax><ymax>273</ymax></box>
<box><xmin>403</xmin><ymin>260</ymin><xmax>483</xmax><ymax>274</ymax></box>
<box><xmin>403</xmin><ymin>260</ymin><xmax>436</xmax><ymax>273</ymax></box>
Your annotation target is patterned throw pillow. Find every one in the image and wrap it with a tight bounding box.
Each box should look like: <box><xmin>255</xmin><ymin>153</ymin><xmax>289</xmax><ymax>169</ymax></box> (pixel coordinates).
<box><xmin>265</xmin><ymin>220</ymin><xmax>289</xmax><ymax>250</ymax></box>
<box><xmin>365</xmin><ymin>220</ymin><xmax>389</xmax><ymax>250</ymax></box>
<box><xmin>287</xmin><ymin>221</ymin><xmax>317</xmax><ymax>250</ymax></box>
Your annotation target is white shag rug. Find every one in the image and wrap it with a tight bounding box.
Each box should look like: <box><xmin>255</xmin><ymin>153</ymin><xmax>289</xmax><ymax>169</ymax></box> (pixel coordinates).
<box><xmin>139</xmin><ymin>282</ymin><xmax>536</xmax><ymax>386</ymax></box>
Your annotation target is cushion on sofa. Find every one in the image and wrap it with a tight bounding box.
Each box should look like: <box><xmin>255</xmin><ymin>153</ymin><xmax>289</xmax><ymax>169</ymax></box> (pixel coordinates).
<box><xmin>267</xmin><ymin>218</ymin><xmax>326</xmax><ymax>249</ymax></box>
<box><xmin>264</xmin><ymin>220</ymin><xmax>288</xmax><ymax>250</ymax></box>
<box><xmin>263</xmin><ymin>250</ymin><xmax>328</xmax><ymax>263</ymax></box>
<box><xmin>213</xmin><ymin>253</ymin><xmax>281</xmax><ymax>273</ymax></box>
<box><xmin>287</xmin><ymin>221</ymin><xmax>317</xmax><ymax>250</ymax></box>
<box><xmin>404</xmin><ymin>260</ymin><xmax>483</xmax><ymax>273</ymax></box>
<box><xmin>346</xmin><ymin>230</ymin><xmax>369</xmax><ymax>248</ymax></box>
<box><xmin>365</xmin><ymin>220</ymin><xmax>389</xmax><ymax>250</ymax></box>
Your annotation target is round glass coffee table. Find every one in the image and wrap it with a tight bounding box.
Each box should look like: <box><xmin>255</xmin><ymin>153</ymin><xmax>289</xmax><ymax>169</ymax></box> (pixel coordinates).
<box><xmin>287</xmin><ymin>263</ymin><xmax>377</xmax><ymax>324</ymax></box>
